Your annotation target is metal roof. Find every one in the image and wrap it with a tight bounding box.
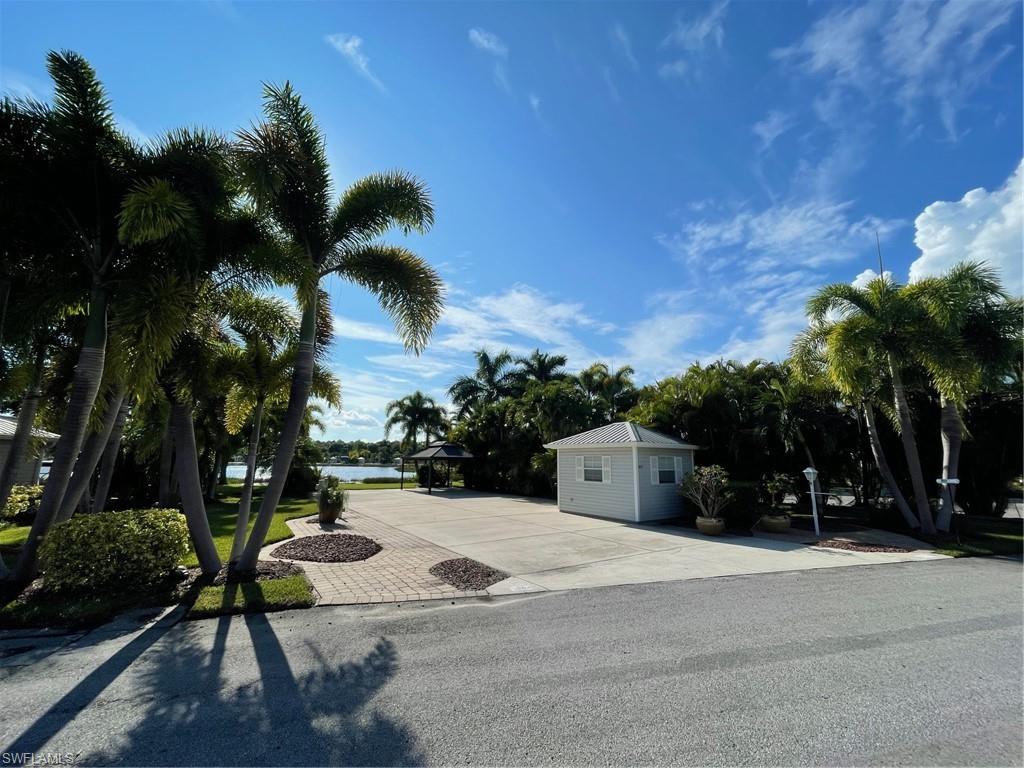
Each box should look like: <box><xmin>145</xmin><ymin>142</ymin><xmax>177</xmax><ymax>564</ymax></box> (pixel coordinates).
<box><xmin>0</xmin><ymin>415</ymin><xmax>59</xmax><ymax>441</ymax></box>
<box><xmin>404</xmin><ymin>441</ymin><xmax>474</xmax><ymax>460</ymax></box>
<box><xmin>543</xmin><ymin>422</ymin><xmax>699</xmax><ymax>450</ymax></box>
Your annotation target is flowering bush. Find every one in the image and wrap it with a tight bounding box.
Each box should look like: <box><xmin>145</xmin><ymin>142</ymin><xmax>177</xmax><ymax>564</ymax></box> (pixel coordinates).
<box><xmin>2</xmin><ymin>484</ymin><xmax>44</xmax><ymax>521</ymax></box>
<box><xmin>679</xmin><ymin>465</ymin><xmax>734</xmax><ymax>520</ymax></box>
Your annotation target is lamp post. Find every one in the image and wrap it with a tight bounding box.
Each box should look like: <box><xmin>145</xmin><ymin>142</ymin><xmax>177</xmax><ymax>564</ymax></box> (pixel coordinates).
<box><xmin>802</xmin><ymin>466</ymin><xmax>821</xmax><ymax>538</ymax></box>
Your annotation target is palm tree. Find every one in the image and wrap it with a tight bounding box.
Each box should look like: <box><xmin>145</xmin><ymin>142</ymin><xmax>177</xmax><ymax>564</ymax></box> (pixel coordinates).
<box><xmin>516</xmin><ymin>349</ymin><xmax>567</xmax><ymax>383</ymax></box>
<box><xmin>234</xmin><ymin>83</ymin><xmax>441</xmax><ymax>573</ymax></box>
<box><xmin>577</xmin><ymin>362</ymin><xmax>637</xmax><ymax>422</ymax></box>
<box><xmin>906</xmin><ymin>262</ymin><xmax>1022</xmax><ymax>530</ymax></box>
<box><xmin>223</xmin><ymin>292</ymin><xmax>340</xmax><ymax>564</ymax></box>
<box><xmin>448</xmin><ymin>348</ymin><xmax>518</xmax><ymax>419</ymax></box>
<box><xmin>385</xmin><ymin>392</ymin><xmax>447</xmax><ymax>452</ymax></box>
<box><xmin>805</xmin><ymin>275</ymin><xmax>972</xmax><ymax>535</ymax></box>
<box><xmin>10</xmin><ymin>51</ymin><xmax>190</xmax><ymax>581</ymax></box>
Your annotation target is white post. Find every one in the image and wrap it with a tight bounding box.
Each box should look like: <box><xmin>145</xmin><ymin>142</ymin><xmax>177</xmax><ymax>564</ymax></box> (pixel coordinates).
<box><xmin>803</xmin><ymin>466</ymin><xmax>820</xmax><ymax>538</ymax></box>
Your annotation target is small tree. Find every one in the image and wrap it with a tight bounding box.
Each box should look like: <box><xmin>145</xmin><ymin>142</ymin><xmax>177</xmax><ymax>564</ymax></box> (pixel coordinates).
<box><xmin>679</xmin><ymin>465</ymin><xmax>733</xmax><ymax>520</ymax></box>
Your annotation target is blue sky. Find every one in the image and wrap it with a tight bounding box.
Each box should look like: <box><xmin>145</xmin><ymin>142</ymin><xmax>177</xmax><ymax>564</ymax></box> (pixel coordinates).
<box><xmin>2</xmin><ymin>0</ymin><xmax>1021</xmax><ymax>441</ymax></box>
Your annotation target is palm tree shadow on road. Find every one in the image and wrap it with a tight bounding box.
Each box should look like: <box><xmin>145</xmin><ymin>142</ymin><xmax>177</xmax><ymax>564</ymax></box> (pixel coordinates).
<box><xmin>8</xmin><ymin>603</ymin><xmax>422</xmax><ymax>767</ymax></box>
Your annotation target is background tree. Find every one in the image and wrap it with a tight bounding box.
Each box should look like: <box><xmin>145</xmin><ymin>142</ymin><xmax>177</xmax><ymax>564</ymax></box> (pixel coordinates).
<box><xmin>448</xmin><ymin>348</ymin><xmax>519</xmax><ymax>420</ymax></box>
<box><xmin>384</xmin><ymin>392</ymin><xmax>447</xmax><ymax>452</ymax></box>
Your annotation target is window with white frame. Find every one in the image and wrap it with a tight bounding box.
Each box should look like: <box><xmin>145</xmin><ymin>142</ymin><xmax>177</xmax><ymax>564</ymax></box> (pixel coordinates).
<box><xmin>575</xmin><ymin>455</ymin><xmax>611</xmax><ymax>483</ymax></box>
<box><xmin>651</xmin><ymin>455</ymin><xmax>682</xmax><ymax>485</ymax></box>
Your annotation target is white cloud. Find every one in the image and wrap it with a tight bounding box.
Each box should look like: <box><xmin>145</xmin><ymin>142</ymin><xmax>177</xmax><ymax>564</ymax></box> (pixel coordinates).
<box><xmin>658</xmin><ymin>60</ymin><xmax>689</xmax><ymax>80</ymax></box>
<box><xmin>468</xmin><ymin>28</ymin><xmax>512</xmax><ymax>92</ymax></box>
<box><xmin>752</xmin><ymin>110</ymin><xmax>795</xmax><ymax>152</ymax></box>
<box><xmin>602</xmin><ymin>67</ymin><xmax>620</xmax><ymax>102</ymax></box>
<box><xmin>331</xmin><ymin>315</ymin><xmax>401</xmax><ymax>345</ymax></box>
<box><xmin>468</xmin><ymin>28</ymin><xmax>508</xmax><ymax>58</ymax></box>
<box><xmin>662</xmin><ymin>0</ymin><xmax>729</xmax><ymax>52</ymax></box>
<box><xmin>116</xmin><ymin>115</ymin><xmax>151</xmax><ymax>146</ymax></box>
<box><xmin>851</xmin><ymin>268</ymin><xmax>893</xmax><ymax>289</ymax></box>
<box><xmin>436</xmin><ymin>284</ymin><xmax>611</xmax><ymax>365</ymax></box>
<box><xmin>617</xmin><ymin>313</ymin><xmax>703</xmax><ymax>379</ymax></box>
<box><xmin>658</xmin><ymin>198</ymin><xmax>904</xmax><ymax>271</ymax></box>
<box><xmin>909</xmin><ymin>160</ymin><xmax>1023</xmax><ymax>295</ymax></box>
<box><xmin>365</xmin><ymin>353</ymin><xmax>460</xmax><ymax>380</ymax></box>
<box><xmin>610</xmin><ymin>22</ymin><xmax>639</xmax><ymax>70</ymax></box>
<box><xmin>326</xmin><ymin>409</ymin><xmax>381</xmax><ymax>430</ymax></box>
<box><xmin>773</xmin><ymin>0</ymin><xmax>1017</xmax><ymax>139</ymax></box>
<box><xmin>0</xmin><ymin>68</ymin><xmax>49</xmax><ymax>101</ymax></box>
<box><xmin>325</xmin><ymin>33</ymin><xmax>387</xmax><ymax>94</ymax></box>
<box><xmin>528</xmin><ymin>92</ymin><xmax>542</xmax><ymax>120</ymax></box>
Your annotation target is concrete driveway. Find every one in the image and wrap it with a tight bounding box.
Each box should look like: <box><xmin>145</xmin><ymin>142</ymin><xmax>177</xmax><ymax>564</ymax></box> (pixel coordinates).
<box><xmin>349</xmin><ymin>489</ymin><xmax>946</xmax><ymax>595</ymax></box>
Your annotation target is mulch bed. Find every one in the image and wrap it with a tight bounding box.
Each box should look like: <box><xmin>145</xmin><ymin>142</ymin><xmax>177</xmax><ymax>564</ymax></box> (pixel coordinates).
<box><xmin>429</xmin><ymin>558</ymin><xmax>508</xmax><ymax>591</ymax></box>
<box><xmin>271</xmin><ymin>534</ymin><xmax>382</xmax><ymax>563</ymax></box>
<box><xmin>812</xmin><ymin>538</ymin><xmax>912</xmax><ymax>553</ymax></box>
<box><xmin>208</xmin><ymin>560</ymin><xmax>305</xmax><ymax>585</ymax></box>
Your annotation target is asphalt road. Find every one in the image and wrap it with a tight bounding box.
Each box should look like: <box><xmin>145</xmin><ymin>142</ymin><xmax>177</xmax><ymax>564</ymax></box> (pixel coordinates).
<box><xmin>1</xmin><ymin>557</ymin><xmax>1021</xmax><ymax>766</ymax></box>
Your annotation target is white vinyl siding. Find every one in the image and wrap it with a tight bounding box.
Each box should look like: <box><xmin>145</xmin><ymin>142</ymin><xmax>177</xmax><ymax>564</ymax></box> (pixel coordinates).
<box><xmin>0</xmin><ymin>442</ymin><xmax>41</xmax><ymax>485</ymax></box>
<box><xmin>636</xmin><ymin>447</ymin><xmax>695</xmax><ymax>521</ymax></box>
<box><xmin>557</xmin><ymin>448</ymin><xmax>633</xmax><ymax>521</ymax></box>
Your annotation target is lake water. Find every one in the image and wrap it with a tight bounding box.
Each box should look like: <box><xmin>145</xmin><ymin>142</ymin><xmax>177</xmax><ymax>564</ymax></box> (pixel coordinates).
<box><xmin>224</xmin><ymin>464</ymin><xmax>413</xmax><ymax>482</ymax></box>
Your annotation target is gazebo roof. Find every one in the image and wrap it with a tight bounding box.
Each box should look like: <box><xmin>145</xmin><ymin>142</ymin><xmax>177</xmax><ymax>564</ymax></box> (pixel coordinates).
<box><xmin>404</xmin><ymin>441</ymin><xmax>474</xmax><ymax>460</ymax></box>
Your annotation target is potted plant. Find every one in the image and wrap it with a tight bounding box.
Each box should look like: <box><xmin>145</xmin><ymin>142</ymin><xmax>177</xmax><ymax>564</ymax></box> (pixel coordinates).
<box><xmin>317</xmin><ymin>476</ymin><xmax>347</xmax><ymax>525</ymax></box>
<box><xmin>679</xmin><ymin>465</ymin><xmax>733</xmax><ymax>536</ymax></box>
<box><xmin>760</xmin><ymin>472</ymin><xmax>793</xmax><ymax>533</ymax></box>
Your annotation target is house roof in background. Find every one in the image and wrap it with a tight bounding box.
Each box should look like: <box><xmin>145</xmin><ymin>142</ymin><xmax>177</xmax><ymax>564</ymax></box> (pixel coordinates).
<box><xmin>0</xmin><ymin>415</ymin><xmax>59</xmax><ymax>442</ymax></box>
<box><xmin>543</xmin><ymin>422</ymin><xmax>698</xmax><ymax>450</ymax></box>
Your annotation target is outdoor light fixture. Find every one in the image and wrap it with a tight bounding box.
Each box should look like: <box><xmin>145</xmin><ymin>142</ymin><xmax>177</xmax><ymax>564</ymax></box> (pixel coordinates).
<box><xmin>803</xmin><ymin>466</ymin><xmax>821</xmax><ymax>537</ymax></box>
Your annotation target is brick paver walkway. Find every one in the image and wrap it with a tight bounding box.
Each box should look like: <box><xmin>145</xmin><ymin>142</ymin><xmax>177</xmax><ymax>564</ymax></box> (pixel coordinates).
<box><xmin>258</xmin><ymin>508</ymin><xmax>488</xmax><ymax>605</ymax></box>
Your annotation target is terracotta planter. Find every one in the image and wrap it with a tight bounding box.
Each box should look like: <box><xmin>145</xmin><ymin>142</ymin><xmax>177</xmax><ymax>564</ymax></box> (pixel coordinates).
<box><xmin>318</xmin><ymin>498</ymin><xmax>342</xmax><ymax>525</ymax></box>
<box><xmin>696</xmin><ymin>516</ymin><xmax>725</xmax><ymax>536</ymax></box>
<box><xmin>761</xmin><ymin>513</ymin><xmax>791</xmax><ymax>533</ymax></box>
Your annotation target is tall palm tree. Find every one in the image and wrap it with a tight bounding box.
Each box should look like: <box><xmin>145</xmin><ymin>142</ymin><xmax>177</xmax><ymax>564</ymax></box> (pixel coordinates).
<box><xmin>234</xmin><ymin>83</ymin><xmax>442</xmax><ymax>573</ymax></box>
<box><xmin>805</xmin><ymin>275</ymin><xmax>972</xmax><ymax>535</ymax></box>
<box><xmin>906</xmin><ymin>262</ymin><xmax>1022</xmax><ymax>530</ymax></box>
<box><xmin>10</xmin><ymin>51</ymin><xmax>190</xmax><ymax>581</ymax></box>
<box><xmin>515</xmin><ymin>349</ymin><xmax>567</xmax><ymax>383</ymax></box>
<box><xmin>384</xmin><ymin>392</ymin><xmax>447</xmax><ymax>452</ymax></box>
<box><xmin>448</xmin><ymin>348</ymin><xmax>518</xmax><ymax>419</ymax></box>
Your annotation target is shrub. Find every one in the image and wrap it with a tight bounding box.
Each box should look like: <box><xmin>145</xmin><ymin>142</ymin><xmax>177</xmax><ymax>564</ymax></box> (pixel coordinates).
<box><xmin>761</xmin><ymin>473</ymin><xmax>793</xmax><ymax>509</ymax></box>
<box><xmin>2</xmin><ymin>484</ymin><xmax>44</xmax><ymax>521</ymax></box>
<box><xmin>679</xmin><ymin>465</ymin><xmax>733</xmax><ymax>519</ymax></box>
<box><xmin>360</xmin><ymin>475</ymin><xmax>412</xmax><ymax>484</ymax></box>
<box><xmin>39</xmin><ymin>509</ymin><xmax>190</xmax><ymax>594</ymax></box>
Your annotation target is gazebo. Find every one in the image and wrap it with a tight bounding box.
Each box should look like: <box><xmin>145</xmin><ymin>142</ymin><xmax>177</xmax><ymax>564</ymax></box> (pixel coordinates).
<box><xmin>400</xmin><ymin>441</ymin><xmax>474</xmax><ymax>494</ymax></box>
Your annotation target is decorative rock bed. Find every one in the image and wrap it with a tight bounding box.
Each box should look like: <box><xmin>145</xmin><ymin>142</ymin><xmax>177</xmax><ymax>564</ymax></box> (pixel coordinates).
<box><xmin>429</xmin><ymin>558</ymin><xmax>509</xmax><ymax>591</ymax></box>
<box><xmin>812</xmin><ymin>539</ymin><xmax>912</xmax><ymax>553</ymax></box>
<box><xmin>271</xmin><ymin>534</ymin><xmax>382</xmax><ymax>563</ymax></box>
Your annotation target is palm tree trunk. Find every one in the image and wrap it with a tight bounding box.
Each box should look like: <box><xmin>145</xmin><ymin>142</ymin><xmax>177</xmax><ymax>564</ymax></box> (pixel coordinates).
<box><xmin>793</xmin><ymin>425</ymin><xmax>824</xmax><ymax>502</ymax></box>
<box><xmin>0</xmin><ymin>344</ymin><xmax>46</xmax><ymax>513</ymax></box>
<box><xmin>91</xmin><ymin>397</ymin><xmax>131</xmax><ymax>514</ymax></box>
<box><xmin>206</xmin><ymin>448</ymin><xmax>223</xmax><ymax>502</ymax></box>
<box><xmin>12</xmin><ymin>286</ymin><xmax>108</xmax><ymax>583</ymax></box>
<box><xmin>169</xmin><ymin>396</ymin><xmax>222</xmax><ymax>575</ymax></box>
<box><xmin>57</xmin><ymin>386</ymin><xmax>126</xmax><ymax>522</ymax></box>
<box><xmin>229</xmin><ymin>398</ymin><xmax>264</xmax><ymax>564</ymax></box>
<box><xmin>158</xmin><ymin>413</ymin><xmax>175</xmax><ymax>507</ymax></box>
<box><xmin>863</xmin><ymin>402</ymin><xmax>919</xmax><ymax>529</ymax></box>
<box><xmin>236</xmin><ymin>297</ymin><xmax>317</xmax><ymax>572</ymax></box>
<box><xmin>935</xmin><ymin>395</ymin><xmax>962</xmax><ymax>532</ymax></box>
<box><xmin>887</xmin><ymin>356</ymin><xmax>935</xmax><ymax>534</ymax></box>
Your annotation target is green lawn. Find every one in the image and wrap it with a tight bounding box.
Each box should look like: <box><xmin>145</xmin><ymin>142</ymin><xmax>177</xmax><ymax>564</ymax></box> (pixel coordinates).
<box><xmin>935</xmin><ymin>530</ymin><xmax>1023</xmax><ymax>558</ymax></box>
<box><xmin>182</xmin><ymin>484</ymin><xmax>315</xmax><ymax>567</ymax></box>
<box><xmin>188</xmin><ymin>574</ymin><xmax>315</xmax><ymax>618</ymax></box>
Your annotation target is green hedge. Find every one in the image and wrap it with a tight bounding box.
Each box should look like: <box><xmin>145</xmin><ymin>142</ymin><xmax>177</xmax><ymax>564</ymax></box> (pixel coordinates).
<box><xmin>40</xmin><ymin>508</ymin><xmax>190</xmax><ymax>594</ymax></box>
<box><xmin>2</xmin><ymin>484</ymin><xmax>44</xmax><ymax>521</ymax></box>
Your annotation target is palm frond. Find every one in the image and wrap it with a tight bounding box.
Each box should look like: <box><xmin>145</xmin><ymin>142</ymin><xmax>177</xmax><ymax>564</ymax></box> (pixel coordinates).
<box><xmin>330</xmin><ymin>171</ymin><xmax>434</xmax><ymax>246</ymax></box>
<box><xmin>332</xmin><ymin>243</ymin><xmax>444</xmax><ymax>353</ymax></box>
<box><xmin>118</xmin><ymin>178</ymin><xmax>197</xmax><ymax>244</ymax></box>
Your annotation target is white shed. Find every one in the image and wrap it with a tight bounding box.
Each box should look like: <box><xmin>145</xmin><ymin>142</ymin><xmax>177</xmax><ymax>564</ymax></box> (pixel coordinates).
<box><xmin>543</xmin><ymin>422</ymin><xmax>698</xmax><ymax>523</ymax></box>
<box><xmin>0</xmin><ymin>415</ymin><xmax>59</xmax><ymax>485</ymax></box>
